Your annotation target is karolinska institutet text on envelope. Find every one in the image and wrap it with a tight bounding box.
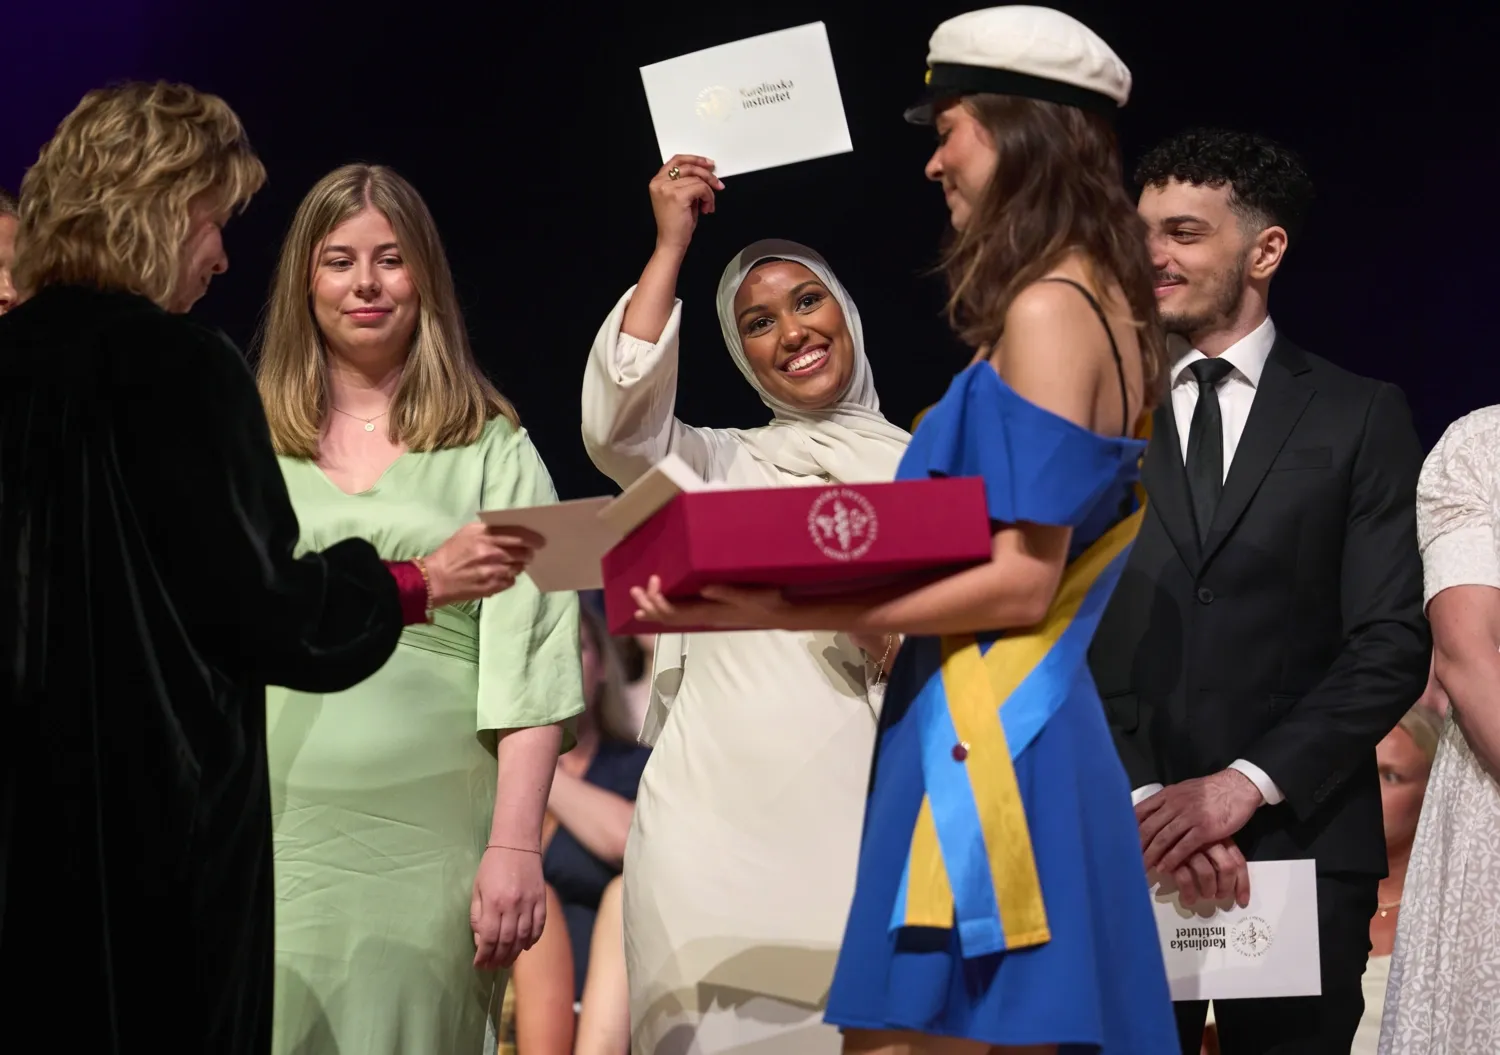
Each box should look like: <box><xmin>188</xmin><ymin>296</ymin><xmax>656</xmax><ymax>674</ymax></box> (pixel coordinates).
<box><xmin>640</xmin><ymin>23</ymin><xmax>854</xmax><ymax>178</ymax></box>
<box><xmin>694</xmin><ymin>80</ymin><xmax>797</xmax><ymax>123</ymax></box>
<box><xmin>1166</xmin><ymin>918</ymin><xmax>1275</xmax><ymax>957</ymax></box>
<box><xmin>1152</xmin><ymin>859</ymin><xmax>1320</xmax><ymax>1002</ymax></box>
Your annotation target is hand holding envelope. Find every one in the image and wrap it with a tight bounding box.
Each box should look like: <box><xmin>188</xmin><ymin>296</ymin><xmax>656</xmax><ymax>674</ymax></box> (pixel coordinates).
<box><xmin>1156</xmin><ymin>837</ymin><xmax>1251</xmax><ymax>910</ymax></box>
<box><xmin>649</xmin><ymin>154</ymin><xmax>725</xmax><ymax>250</ymax></box>
<box><xmin>1151</xmin><ymin>859</ymin><xmax>1321</xmax><ymax>1001</ymax></box>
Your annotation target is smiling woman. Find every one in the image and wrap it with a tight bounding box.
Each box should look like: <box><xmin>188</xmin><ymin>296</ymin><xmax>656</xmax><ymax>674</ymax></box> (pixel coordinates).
<box><xmin>0</xmin><ymin>83</ymin><xmax>533</xmax><ymax>1054</ymax></box>
<box><xmin>580</xmin><ymin>158</ymin><xmax>910</xmax><ymax>1054</ymax></box>
<box><xmin>253</xmin><ymin>164</ymin><xmax>584</xmax><ymax>1055</ymax></box>
<box><xmin>730</xmin><ymin>258</ymin><xmax>856</xmax><ymax>410</ymax></box>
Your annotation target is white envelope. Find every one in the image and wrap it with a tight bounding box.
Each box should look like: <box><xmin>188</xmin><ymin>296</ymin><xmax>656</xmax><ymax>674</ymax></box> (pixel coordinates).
<box><xmin>1152</xmin><ymin>859</ymin><xmax>1321</xmax><ymax>1002</ymax></box>
<box><xmin>639</xmin><ymin>22</ymin><xmax>854</xmax><ymax>178</ymax></box>
<box><xmin>478</xmin><ymin>455</ymin><xmax>711</xmax><ymax>593</ymax></box>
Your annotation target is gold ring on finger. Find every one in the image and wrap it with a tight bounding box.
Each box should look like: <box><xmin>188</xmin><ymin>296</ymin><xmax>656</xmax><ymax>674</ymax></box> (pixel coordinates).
<box><xmin>667</xmin><ymin>166</ymin><xmax>681</xmax><ymax>180</ymax></box>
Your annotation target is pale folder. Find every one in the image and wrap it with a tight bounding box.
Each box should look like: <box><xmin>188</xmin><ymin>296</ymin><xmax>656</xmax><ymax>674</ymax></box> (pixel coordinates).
<box><xmin>639</xmin><ymin>22</ymin><xmax>853</xmax><ymax>178</ymax></box>
<box><xmin>478</xmin><ymin>455</ymin><xmax>710</xmax><ymax>593</ymax></box>
<box><xmin>1152</xmin><ymin>859</ymin><xmax>1321</xmax><ymax>1001</ymax></box>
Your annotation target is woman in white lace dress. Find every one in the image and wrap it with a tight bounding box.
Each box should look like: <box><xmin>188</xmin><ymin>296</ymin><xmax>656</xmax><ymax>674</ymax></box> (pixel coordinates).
<box><xmin>1380</xmin><ymin>406</ymin><xmax>1500</xmax><ymax>1054</ymax></box>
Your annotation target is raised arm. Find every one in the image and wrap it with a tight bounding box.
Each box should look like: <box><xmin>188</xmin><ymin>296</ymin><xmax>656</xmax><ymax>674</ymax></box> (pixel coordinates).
<box><xmin>581</xmin><ymin>157</ymin><xmax>734</xmax><ymax>488</ymax></box>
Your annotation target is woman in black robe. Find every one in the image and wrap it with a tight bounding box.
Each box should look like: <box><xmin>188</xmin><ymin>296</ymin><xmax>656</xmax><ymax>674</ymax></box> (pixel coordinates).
<box><xmin>0</xmin><ymin>81</ymin><xmax>535</xmax><ymax>1053</ymax></box>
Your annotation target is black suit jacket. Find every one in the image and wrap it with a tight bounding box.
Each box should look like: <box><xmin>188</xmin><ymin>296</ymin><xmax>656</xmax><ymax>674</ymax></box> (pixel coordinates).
<box><xmin>1089</xmin><ymin>336</ymin><xmax>1430</xmax><ymax>877</ymax></box>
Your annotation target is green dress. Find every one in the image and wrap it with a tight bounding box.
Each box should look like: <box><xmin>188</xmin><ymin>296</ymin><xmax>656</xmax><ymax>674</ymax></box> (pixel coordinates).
<box><xmin>266</xmin><ymin>418</ymin><xmax>583</xmax><ymax>1055</ymax></box>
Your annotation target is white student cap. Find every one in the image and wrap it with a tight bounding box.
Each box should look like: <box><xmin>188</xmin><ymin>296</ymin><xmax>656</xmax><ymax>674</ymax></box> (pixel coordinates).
<box><xmin>905</xmin><ymin>6</ymin><xmax>1131</xmax><ymax>124</ymax></box>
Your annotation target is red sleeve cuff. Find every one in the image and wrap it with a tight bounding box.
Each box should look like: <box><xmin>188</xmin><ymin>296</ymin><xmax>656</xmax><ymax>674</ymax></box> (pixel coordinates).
<box><xmin>383</xmin><ymin>560</ymin><xmax>430</xmax><ymax>626</ymax></box>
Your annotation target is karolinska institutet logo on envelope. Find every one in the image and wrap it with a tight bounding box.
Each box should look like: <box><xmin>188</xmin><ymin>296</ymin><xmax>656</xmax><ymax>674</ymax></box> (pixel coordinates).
<box><xmin>808</xmin><ymin>489</ymin><xmax>878</xmax><ymax>561</ymax></box>
<box><xmin>1231</xmin><ymin>916</ymin><xmax>1274</xmax><ymax>958</ymax></box>
<box><xmin>695</xmin><ymin>86</ymin><xmax>734</xmax><ymax>122</ymax></box>
<box><xmin>695</xmin><ymin>80</ymin><xmax>796</xmax><ymax>124</ymax></box>
<box><xmin>1167</xmin><ymin>916</ymin><xmax>1274</xmax><ymax>958</ymax></box>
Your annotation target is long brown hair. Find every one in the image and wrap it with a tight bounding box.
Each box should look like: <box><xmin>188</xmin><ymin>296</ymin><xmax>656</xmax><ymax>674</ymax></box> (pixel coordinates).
<box><xmin>579</xmin><ymin>604</ymin><xmax>636</xmax><ymax>744</ymax></box>
<box><xmin>940</xmin><ymin>95</ymin><xmax>1167</xmax><ymax>407</ymax></box>
<box><xmin>255</xmin><ymin>163</ymin><xmax>517</xmax><ymax>458</ymax></box>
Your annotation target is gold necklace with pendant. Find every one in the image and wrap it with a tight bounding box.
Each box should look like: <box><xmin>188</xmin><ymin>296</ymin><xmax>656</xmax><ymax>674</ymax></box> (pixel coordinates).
<box><xmin>333</xmin><ymin>406</ymin><xmax>390</xmax><ymax>433</ymax></box>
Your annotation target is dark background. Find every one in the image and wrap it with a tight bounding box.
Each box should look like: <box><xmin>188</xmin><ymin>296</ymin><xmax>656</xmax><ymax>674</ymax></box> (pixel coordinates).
<box><xmin>5</xmin><ymin>1</ymin><xmax>1491</xmax><ymax>499</ymax></box>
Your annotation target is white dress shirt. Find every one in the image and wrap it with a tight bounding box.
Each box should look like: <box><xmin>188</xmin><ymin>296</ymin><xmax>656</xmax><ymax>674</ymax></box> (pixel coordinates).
<box><xmin>1132</xmin><ymin>316</ymin><xmax>1285</xmax><ymax>809</ymax></box>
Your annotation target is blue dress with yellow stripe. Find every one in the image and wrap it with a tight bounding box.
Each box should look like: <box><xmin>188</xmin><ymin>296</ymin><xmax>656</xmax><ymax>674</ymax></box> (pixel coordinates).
<box><xmin>824</xmin><ymin>362</ymin><xmax>1177</xmax><ymax>1052</ymax></box>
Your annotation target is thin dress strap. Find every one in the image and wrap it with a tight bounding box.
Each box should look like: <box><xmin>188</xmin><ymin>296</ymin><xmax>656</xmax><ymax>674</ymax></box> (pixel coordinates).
<box><xmin>1039</xmin><ymin>277</ymin><xmax>1130</xmax><ymax>437</ymax></box>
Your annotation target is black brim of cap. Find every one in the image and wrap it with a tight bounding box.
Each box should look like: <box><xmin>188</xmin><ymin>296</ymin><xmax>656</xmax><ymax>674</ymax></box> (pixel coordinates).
<box><xmin>905</xmin><ymin>62</ymin><xmax>1119</xmax><ymax>124</ymax></box>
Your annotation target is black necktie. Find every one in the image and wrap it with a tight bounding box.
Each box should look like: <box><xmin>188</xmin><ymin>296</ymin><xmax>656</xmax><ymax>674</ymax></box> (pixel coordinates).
<box><xmin>1185</xmin><ymin>358</ymin><xmax>1235</xmax><ymax>544</ymax></box>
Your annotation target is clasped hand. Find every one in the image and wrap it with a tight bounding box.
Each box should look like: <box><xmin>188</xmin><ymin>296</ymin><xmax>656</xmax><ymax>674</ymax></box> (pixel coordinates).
<box><xmin>1137</xmin><ymin>770</ymin><xmax>1262</xmax><ymax>908</ymax></box>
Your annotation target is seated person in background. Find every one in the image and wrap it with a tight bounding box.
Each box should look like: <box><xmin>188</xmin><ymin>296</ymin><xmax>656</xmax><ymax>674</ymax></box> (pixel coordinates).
<box><xmin>0</xmin><ymin>185</ymin><xmax>17</xmax><ymax>313</ymax></box>
<box><xmin>544</xmin><ymin>601</ymin><xmax>649</xmax><ymax>995</ymax></box>
<box><xmin>615</xmin><ymin>631</ymin><xmax>654</xmax><ymax>736</ymax></box>
<box><xmin>504</xmin><ymin>602</ymin><xmax>648</xmax><ymax>1050</ymax></box>
<box><xmin>1354</xmin><ymin>703</ymin><xmax>1440</xmax><ymax>1053</ymax></box>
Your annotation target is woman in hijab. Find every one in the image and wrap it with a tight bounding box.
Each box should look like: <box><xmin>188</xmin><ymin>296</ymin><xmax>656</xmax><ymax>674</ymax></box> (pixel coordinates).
<box><xmin>581</xmin><ymin>155</ymin><xmax>910</xmax><ymax>1054</ymax></box>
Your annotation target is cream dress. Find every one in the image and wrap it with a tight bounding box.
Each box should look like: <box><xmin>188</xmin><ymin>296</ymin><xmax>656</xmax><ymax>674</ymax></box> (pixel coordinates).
<box><xmin>582</xmin><ymin>264</ymin><xmax>906</xmax><ymax>1053</ymax></box>
<box><xmin>1379</xmin><ymin>406</ymin><xmax>1500</xmax><ymax>1054</ymax></box>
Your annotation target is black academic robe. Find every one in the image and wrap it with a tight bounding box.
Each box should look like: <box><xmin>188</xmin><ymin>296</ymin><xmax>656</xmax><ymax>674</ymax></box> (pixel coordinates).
<box><xmin>0</xmin><ymin>286</ymin><xmax>406</xmax><ymax>1053</ymax></box>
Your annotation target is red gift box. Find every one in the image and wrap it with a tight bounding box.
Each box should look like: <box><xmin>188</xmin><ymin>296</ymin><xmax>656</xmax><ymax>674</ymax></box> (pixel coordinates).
<box><xmin>602</xmin><ymin>477</ymin><xmax>993</xmax><ymax>635</ymax></box>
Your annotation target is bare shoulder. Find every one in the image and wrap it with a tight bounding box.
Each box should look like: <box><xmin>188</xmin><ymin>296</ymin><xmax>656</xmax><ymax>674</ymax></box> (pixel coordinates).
<box><xmin>990</xmin><ymin>280</ymin><xmax>1117</xmax><ymax>430</ymax></box>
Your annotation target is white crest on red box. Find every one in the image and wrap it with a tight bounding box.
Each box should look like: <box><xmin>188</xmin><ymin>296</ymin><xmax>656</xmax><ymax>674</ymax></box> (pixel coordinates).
<box><xmin>807</xmin><ymin>488</ymin><xmax>878</xmax><ymax>561</ymax></box>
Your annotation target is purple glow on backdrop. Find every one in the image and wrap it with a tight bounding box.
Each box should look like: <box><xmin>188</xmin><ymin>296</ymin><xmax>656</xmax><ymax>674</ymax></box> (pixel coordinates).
<box><xmin>1</xmin><ymin>3</ymin><xmax>1491</xmax><ymax>479</ymax></box>
<box><xmin>1</xmin><ymin>0</ymin><xmax>198</xmax><ymax>192</ymax></box>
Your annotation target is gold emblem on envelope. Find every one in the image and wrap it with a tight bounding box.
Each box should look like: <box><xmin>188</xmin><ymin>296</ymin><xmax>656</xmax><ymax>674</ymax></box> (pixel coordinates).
<box><xmin>695</xmin><ymin>86</ymin><xmax>734</xmax><ymax>123</ymax></box>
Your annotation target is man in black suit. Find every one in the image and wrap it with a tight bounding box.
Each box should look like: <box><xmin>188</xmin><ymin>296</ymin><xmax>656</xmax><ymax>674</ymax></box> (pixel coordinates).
<box><xmin>1090</xmin><ymin>129</ymin><xmax>1430</xmax><ymax>1054</ymax></box>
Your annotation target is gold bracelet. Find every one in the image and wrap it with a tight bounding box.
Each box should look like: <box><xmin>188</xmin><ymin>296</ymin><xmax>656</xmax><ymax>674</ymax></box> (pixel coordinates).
<box><xmin>486</xmin><ymin>843</ymin><xmax>541</xmax><ymax>855</ymax></box>
<box><xmin>411</xmin><ymin>556</ymin><xmax>434</xmax><ymax>621</ymax></box>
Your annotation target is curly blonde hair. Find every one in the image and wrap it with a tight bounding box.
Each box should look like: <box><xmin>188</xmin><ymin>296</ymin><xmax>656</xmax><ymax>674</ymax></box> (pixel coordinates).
<box><xmin>255</xmin><ymin>163</ymin><xmax>517</xmax><ymax>458</ymax></box>
<box><xmin>14</xmin><ymin>81</ymin><xmax>265</xmax><ymax>306</ymax></box>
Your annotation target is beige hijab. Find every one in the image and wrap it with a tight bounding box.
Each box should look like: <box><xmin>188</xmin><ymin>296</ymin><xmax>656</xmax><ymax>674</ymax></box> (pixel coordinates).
<box><xmin>715</xmin><ymin>238</ymin><xmax>911</xmax><ymax>483</ymax></box>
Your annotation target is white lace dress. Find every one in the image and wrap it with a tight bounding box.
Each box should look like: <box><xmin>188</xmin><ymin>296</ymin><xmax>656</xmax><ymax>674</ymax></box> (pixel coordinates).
<box><xmin>1379</xmin><ymin>407</ymin><xmax>1500</xmax><ymax>1054</ymax></box>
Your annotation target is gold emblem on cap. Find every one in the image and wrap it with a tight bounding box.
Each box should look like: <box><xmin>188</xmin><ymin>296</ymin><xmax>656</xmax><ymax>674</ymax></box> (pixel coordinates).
<box><xmin>925</xmin><ymin>68</ymin><xmax>932</xmax><ymax>85</ymax></box>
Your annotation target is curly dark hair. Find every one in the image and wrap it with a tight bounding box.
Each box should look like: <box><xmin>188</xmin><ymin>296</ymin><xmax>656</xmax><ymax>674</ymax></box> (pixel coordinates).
<box><xmin>1134</xmin><ymin>129</ymin><xmax>1314</xmax><ymax>241</ymax></box>
<box><xmin>0</xmin><ymin>185</ymin><xmax>16</xmax><ymax>217</ymax></box>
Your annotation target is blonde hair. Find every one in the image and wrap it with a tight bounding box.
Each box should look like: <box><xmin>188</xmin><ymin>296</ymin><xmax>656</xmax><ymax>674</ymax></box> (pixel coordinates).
<box><xmin>1397</xmin><ymin>704</ymin><xmax>1443</xmax><ymax>764</ymax></box>
<box><xmin>255</xmin><ymin>163</ymin><xmax>517</xmax><ymax>457</ymax></box>
<box><xmin>14</xmin><ymin>81</ymin><xmax>264</xmax><ymax>306</ymax></box>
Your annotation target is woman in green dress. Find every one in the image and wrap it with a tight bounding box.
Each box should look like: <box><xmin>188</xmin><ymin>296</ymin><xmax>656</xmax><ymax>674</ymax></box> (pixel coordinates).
<box><xmin>254</xmin><ymin>163</ymin><xmax>584</xmax><ymax>1054</ymax></box>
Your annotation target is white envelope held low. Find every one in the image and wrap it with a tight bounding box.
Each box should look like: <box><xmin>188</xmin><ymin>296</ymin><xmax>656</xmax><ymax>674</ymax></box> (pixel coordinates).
<box><xmin>1152</xmin><ymin>859</ymin><xmax>1321</xmax><ymax>1002</ymax></box>
<box><xmin>639</xmin><ymin>22</ymin><xmax>854</xmax><ymax>179</ymax></box>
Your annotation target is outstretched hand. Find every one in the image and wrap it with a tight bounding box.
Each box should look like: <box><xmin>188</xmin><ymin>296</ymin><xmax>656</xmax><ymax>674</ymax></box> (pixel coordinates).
<box><xmin>426</xmin><ymin>523</ymin><xmax>544</xmax><ymax>607</ymax></box>
<box><xmin>629</xmin><ymin>575</ymin><xmax>791</xmax><ymax>630</ymax></box>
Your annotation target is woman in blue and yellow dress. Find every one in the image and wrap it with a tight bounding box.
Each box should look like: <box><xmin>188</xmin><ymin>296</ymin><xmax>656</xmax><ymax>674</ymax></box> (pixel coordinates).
<box><xmin>628</xmin><ymin>7</ymin><xmax>1179</xmax><ymax>1053</ymax></box>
